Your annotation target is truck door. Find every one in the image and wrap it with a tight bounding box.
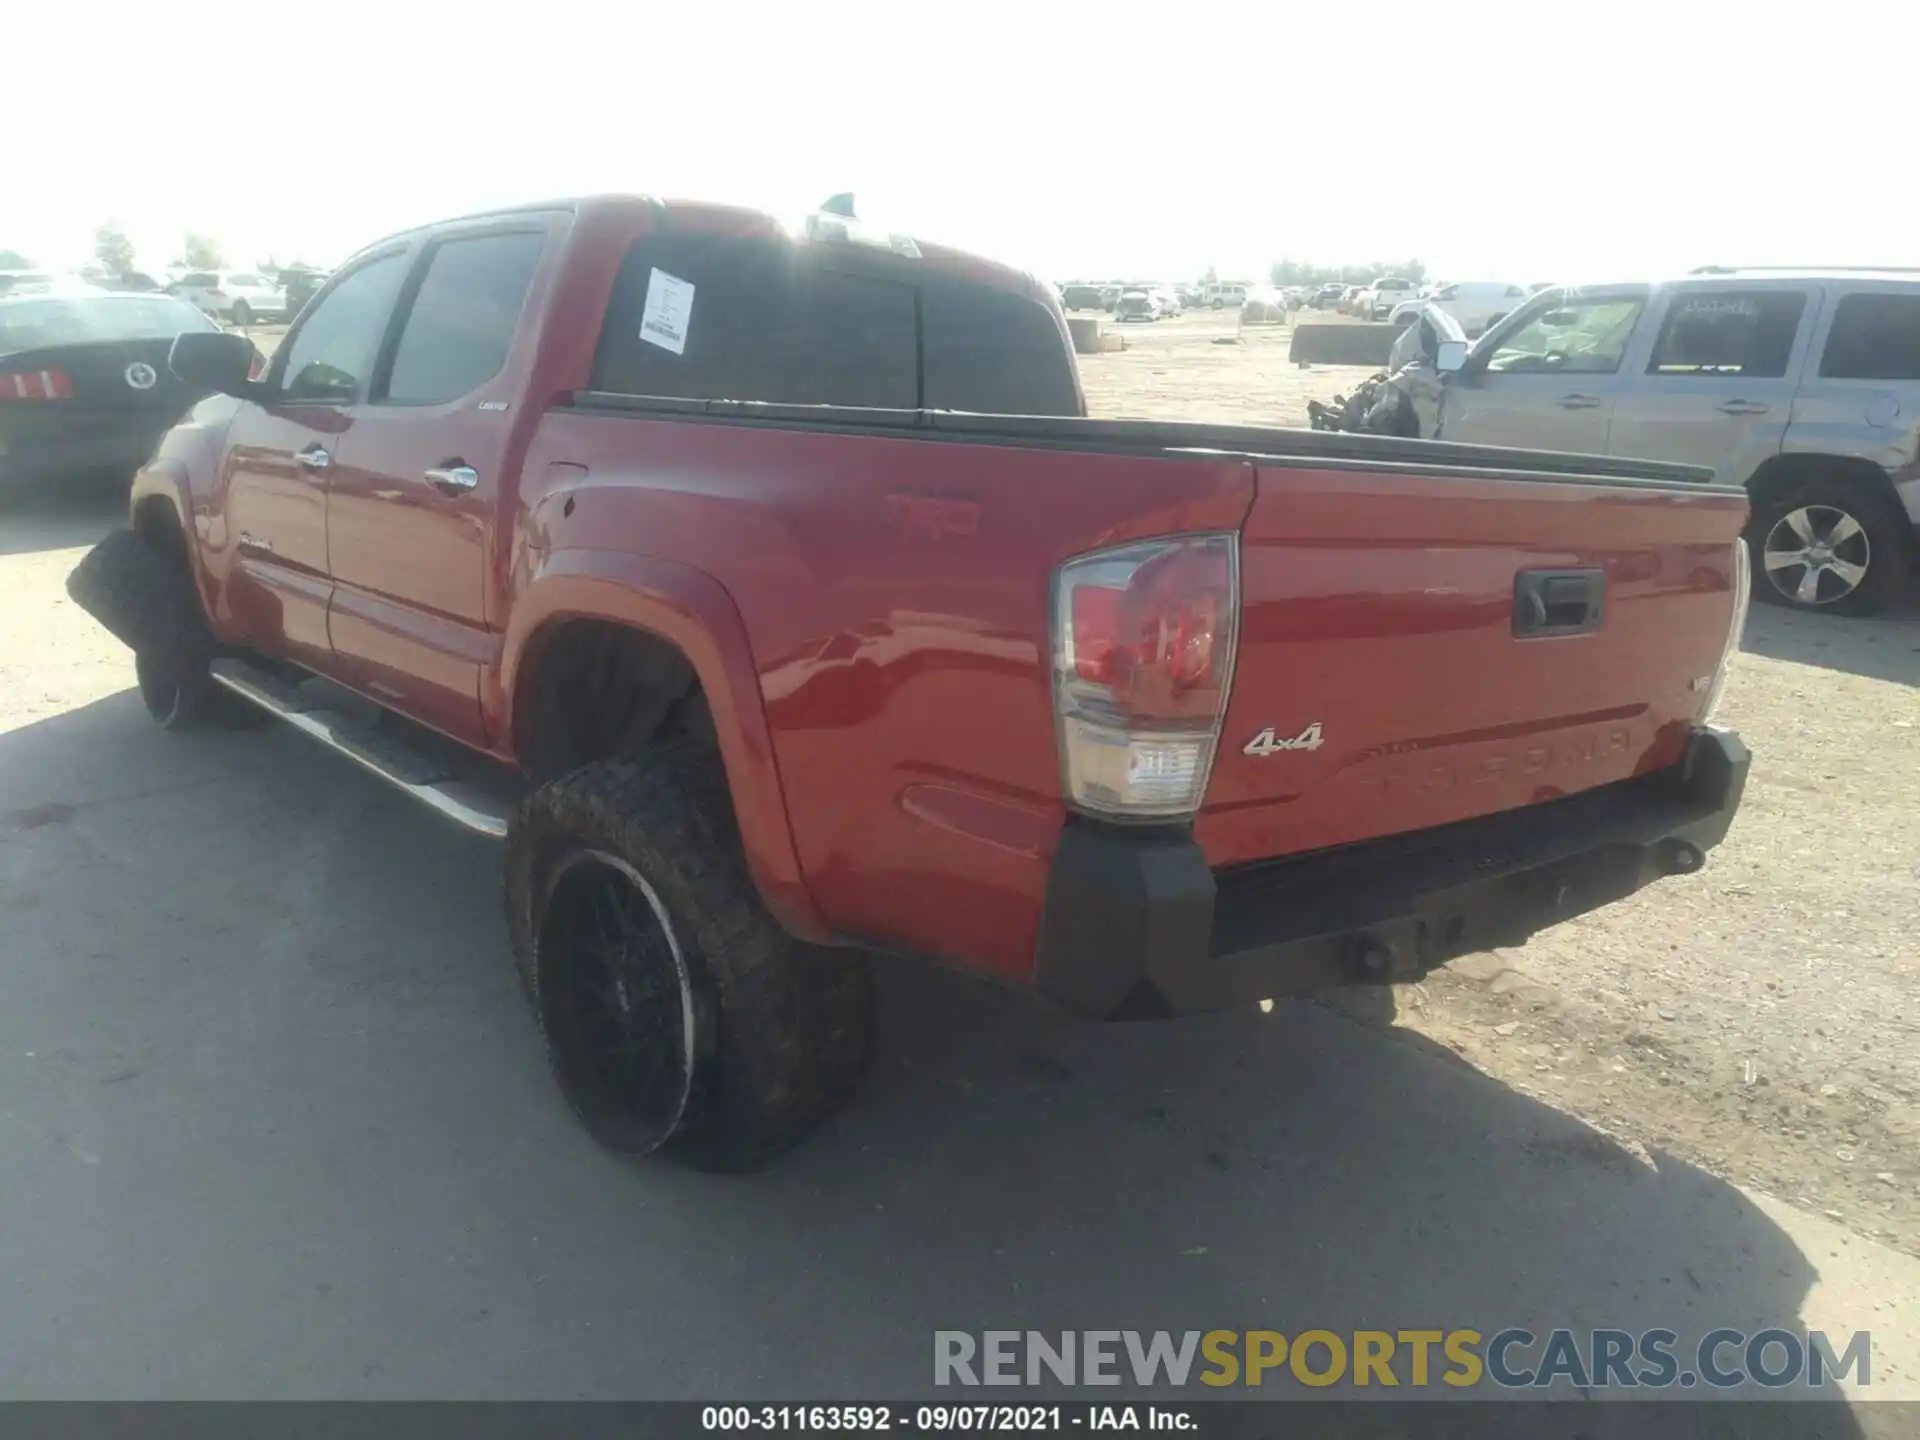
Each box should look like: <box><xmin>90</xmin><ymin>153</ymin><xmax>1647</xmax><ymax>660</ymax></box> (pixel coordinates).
<box><xmin>1604</xmin><ymin>282</ymin><xmax>1816</xmax><ymax>480</ymax></box>
<box><xmin>1436</xmin><ymin>288</ymin><xmax>1649</xmax><ymax>453</ymax></box>
<box><xmin>323</xmin><ymin>222</ymin><xmax>550</xmax><ymax>748</ymax></box>
<box><xmin>214</xmin><ymin>252</ymin><xmax>408</xmax><ymax>670</ymax></box>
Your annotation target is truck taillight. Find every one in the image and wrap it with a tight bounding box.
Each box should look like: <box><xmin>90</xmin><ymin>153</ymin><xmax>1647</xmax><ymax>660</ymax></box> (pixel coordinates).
<box><xmin>1052</xmin><ymin>533</ymin><xmax>1240</xmax><ymax>820</ymax></box>
<box><xmin>0</xmin><ymin>368</ymin><xmax>74</xmax><ymax>401</ymax></box>
<box><xmin>1700</xmin><ymin>536</ymin><xmax>1752</xmax><ymax>724</ymax></box>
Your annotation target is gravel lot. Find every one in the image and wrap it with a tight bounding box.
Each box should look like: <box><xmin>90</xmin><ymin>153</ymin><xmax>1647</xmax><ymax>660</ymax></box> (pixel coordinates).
<box><xmin>1</xmin><ymin>317</ymin><xmax>1916</xmax><ymax>1407</ymax></box>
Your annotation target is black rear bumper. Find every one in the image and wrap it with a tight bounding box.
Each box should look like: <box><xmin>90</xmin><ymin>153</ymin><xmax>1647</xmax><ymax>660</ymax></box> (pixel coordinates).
<box><xmin>1033</xmin><ymin>727</ymin><xmax>1749</xmax><ymax>1019</ymax></box>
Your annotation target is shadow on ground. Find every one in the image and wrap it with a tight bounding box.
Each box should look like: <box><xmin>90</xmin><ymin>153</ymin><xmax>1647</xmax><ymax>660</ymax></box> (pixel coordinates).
<box><xmin>0</xmin><ymin>693</ymin><xmax>1872</xmax><ymax>1429</ymax></box>
<box><xmin>1742</xmin><ymin>595</ymin><xmax>1920</xmax><ymax>687</ymax></box>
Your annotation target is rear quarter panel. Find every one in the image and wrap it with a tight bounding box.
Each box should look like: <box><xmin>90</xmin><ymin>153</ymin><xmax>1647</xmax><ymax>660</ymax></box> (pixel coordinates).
<box><xmin>512</xmin><ymin>412</ymin><xmax>1256</xmax><ymax>979</ymax></box>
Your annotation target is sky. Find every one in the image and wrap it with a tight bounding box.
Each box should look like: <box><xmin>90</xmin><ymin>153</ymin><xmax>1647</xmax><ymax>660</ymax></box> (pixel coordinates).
<box><xmin>4</xmin><ymin>1</ymin><xmax>1913</xmax><ymax>286</ymax></box>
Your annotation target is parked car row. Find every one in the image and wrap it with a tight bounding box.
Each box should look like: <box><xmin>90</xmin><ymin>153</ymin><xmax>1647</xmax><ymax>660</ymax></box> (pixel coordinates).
<box><xmin>1059</xmin><ymin>279</ymin><xmax>1274</xmax><ymax>313</ymax></box>
<box><xmin>2</xmin><ymin>266</ymin><xmax>327</xmax><ymax>326</ymax></box>
<box><xmin>163</xmin><ymin>271</ymin><xmax>290</xmax><ymax>326</ymax></box>
<box><xmin>1390</xmin><ymin>280</ymin><xmax>1533</xmax><ymax>336</ymax></box>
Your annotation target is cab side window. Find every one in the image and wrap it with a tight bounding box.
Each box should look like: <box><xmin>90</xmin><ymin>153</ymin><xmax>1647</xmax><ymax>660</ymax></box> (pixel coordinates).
<box><xmin>1483</xmin><ymin>296</ymin><xmax>1646</xmax><ymax>374</ymax></box>
<box><xmin>275</xmin><ymin>254</ymin><xmax>405</xmax><ymax>403</ymax></box>
<box><xmin>1819</xmin><ymin>294</ymin><xmax>1920</xmax><ymax>380</ymax></box>
<box><xmin>1647</xmin><ymin>290</ymin><xmax>1807</xmax><ymax>378</ymax></box>
<box><xmin>382</xmin><ymin>231</ymin><xmax>544</xmax><ymax>406</ymax></box>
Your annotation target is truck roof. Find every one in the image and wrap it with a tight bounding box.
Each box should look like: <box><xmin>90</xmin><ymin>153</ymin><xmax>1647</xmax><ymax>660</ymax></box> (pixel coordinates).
<box><xmin>346</xmin><ymin>193</ymin><xmax>1053</xmax><ymax>304</ymax></box>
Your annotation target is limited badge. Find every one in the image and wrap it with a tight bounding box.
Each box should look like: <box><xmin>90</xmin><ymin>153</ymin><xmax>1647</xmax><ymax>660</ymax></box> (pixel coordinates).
<box><xmin>124</xmin><ymin>361</ymin><xmax>158</xmax><ymax>390</ymax></box>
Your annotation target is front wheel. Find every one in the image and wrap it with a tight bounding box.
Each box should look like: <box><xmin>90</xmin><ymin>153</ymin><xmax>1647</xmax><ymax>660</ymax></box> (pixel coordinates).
<box><xmin>504</xmin><ymin>746</ymin><xmax>876</xmax><ymax>1170</ymax></box>
<box><xmin>1748</xmin><ymin>475</ymin><xmax>1913</xmax><ymax>616</ymax></box>
<box><xmin>230</xmin><ymin>301</ymin><xmax>253</xmax><ymax>327</ymax></box>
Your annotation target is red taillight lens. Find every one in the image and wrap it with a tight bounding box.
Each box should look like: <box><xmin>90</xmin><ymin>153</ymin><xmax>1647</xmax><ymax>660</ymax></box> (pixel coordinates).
<box><xmin>1070</xmin><ymin>584</ymin><xmax>1123</xmax><ymax>684</ymax></box>
<box><xmin>247</xmin><ymin>351</ymin><xmax>265</xmax><ymax>381</ymax></box>
<box><xmin>0</xmin><ymin>368</ymin><xmax>74</xmax><ymax>401</ymax></box>
<box><xmin>1069</xmin><ymin>553</ymin><xmax>1229</xmax><ymax>704</ymax></box>
<box><xmin>1053</xmin><ymin>533</ymin><xmax>1240</xmax><ymax>820</ymax></box>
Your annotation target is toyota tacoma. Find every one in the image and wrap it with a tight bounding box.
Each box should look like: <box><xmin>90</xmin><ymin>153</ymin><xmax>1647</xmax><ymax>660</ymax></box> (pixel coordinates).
<box><xmin>66</xmin><ymin>195</ymin><xmax>1754</xmax><ymax>1169</ymax></box>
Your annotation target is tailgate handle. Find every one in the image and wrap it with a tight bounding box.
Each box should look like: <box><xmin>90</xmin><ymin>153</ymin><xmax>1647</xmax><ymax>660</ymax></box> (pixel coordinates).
<box><xmin>1514</xmin><ymin>569</ymin><xmax>1604</xmax><ymax>637</ymax></box>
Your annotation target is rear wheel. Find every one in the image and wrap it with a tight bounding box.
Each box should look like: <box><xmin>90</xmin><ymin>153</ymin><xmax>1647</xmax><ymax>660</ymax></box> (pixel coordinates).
<box><xmin>1748</xmin><ymin>475</ymin><xmax>1911</xmax><ymax>617</ymax></box>
<box><xmin>230</xmin><ymin>300</ymin><xmax>253</xmax><ymax>327</ymax></box>
<box><xmin>504</xmin><ymin>745</ymin><xmax>876</xmax><ymax>1170</ymax></box>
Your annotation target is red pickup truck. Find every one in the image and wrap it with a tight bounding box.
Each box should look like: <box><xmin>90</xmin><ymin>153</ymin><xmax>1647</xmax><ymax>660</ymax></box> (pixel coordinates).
<box><xmin>67</xmin><ymin>195</ymin><xmax>1753</xmax><ymax>1170</ymax></box>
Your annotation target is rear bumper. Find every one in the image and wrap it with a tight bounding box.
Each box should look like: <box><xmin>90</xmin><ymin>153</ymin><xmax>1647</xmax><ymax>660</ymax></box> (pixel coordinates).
<box><xmin>1033</xmin><ymin>727</ymin><xmax>1749</xmax><ymax>1019</ymax></box>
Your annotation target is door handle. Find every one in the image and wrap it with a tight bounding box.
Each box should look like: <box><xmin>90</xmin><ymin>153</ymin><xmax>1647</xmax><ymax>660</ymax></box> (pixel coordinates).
<box><xmin>424</xmin><ymin>463</ymin><xmax>479</xmax><ymax>495</ymax></box>
<box><xmin>1717</xmin><ymin>399</ymin><xmax>1771</xmax><ymax>416</ymax></box>
<box><xmin>1557</xmin><ymin>393</ymin><xmax>1603</xmax><ymax>410</ymax></box>
<box><xmin>295</xmin><ymin>444</ymin><xmax>331</xmax><ymax>470</ymax></box>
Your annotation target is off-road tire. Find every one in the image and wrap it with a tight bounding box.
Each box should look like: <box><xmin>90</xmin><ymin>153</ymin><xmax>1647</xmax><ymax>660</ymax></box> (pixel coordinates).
<box><xmin>1747</xmin><ymin>473</ymin><xmax>1913</xmax><ymax>618</ymax></box>
<box><xmin>504</xmin><ymin>745</ymin><xmax>877</xmax><ymax>1171</ymax></box>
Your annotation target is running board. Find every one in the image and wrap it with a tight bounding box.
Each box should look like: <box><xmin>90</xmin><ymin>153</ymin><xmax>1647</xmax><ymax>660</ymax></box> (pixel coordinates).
<box><xmin>208</xmin><ymin>659</ymin><xmax>518</xmax><ymax>838</ymax></box>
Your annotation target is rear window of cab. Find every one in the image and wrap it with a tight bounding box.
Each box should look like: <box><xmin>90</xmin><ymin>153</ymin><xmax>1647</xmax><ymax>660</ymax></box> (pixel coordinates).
<box><xmin>589</xmin><ymin>232</ymin><xmax>1081</xmax><ymax>416</ymax></box>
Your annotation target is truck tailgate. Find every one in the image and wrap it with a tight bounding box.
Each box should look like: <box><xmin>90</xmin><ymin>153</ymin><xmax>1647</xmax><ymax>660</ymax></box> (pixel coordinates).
<box><xmin>1197</xmin><ymin>463</ymin><xmax>1748</xmax><ymax>869</ymax></box>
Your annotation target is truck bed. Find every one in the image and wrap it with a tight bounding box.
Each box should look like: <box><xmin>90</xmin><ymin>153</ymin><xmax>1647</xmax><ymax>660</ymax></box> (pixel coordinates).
<box><xmin>564</xmin><ymin>390</ymin><xmax>1725</xmax><ymax>488</ymax></box>
<box><xmin>527</xmin><ymin>394</ymin><xmax>1748</xmax><ymax>990</ymax></box>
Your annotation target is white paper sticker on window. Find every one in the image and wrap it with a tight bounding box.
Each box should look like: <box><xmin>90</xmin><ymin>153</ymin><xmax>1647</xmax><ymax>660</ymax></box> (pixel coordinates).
<box><xmin>639</xmin><ymin>268</ymin><xmax>695</xmax><ymax>356</ymax></box>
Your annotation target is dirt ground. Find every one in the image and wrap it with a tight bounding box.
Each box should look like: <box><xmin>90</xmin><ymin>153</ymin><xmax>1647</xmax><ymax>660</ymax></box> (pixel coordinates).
<box><xmin>1083</xmin><ymin>308</ymin><xmax>1920</xmax><ymax>1256</ymax></box>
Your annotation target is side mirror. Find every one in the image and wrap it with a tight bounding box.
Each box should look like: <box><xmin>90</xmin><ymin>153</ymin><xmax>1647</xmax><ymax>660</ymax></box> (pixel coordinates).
<box><xmin>1435</xmin><ymin>340</ymin><xmax>1469</xmax><ymax>374</ymax></box>
<box><xmin>170</xmin><ymin>331</ymin><xmax>259</xmax><ymax>397</ymax></box>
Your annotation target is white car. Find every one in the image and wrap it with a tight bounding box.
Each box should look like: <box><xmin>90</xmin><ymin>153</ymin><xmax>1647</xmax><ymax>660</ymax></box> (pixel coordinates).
<box><xmin>1153</xmin><ymin>287</ymin><xmax>1184</xmax><ymax>316</ymax></box>
<box><xmin>166</xmin><ymin>270</ymin><xmax>289</xmax><ymax>326</ymax></box>
<box><xmin>1201</xmin><ymin>281</ymin><xmax>1250</xmax><ymax>310</ymax></box>
<box><xmin>1390</xmin><ymin>280</ymin><xmax>1531</xmax><ymax>337</ymax></box>
<box><xmin>1356</xmin><ymin>275</ymin><xmax>1418</xmax><ymax>320</ymax></box>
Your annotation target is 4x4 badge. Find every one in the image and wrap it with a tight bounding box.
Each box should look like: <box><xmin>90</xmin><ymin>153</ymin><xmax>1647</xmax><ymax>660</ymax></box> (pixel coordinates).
<box><xmin>1245</xmin><ymin>722</ymin><xmax>1325</xmax><ymax>756</ymax></box>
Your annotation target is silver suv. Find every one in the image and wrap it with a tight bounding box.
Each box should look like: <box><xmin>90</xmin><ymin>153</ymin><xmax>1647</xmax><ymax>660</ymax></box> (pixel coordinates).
<box><xmin>1431</xmin><ymin>268</ymin><xmax>1920</xmax><ymax>615</ymax></box>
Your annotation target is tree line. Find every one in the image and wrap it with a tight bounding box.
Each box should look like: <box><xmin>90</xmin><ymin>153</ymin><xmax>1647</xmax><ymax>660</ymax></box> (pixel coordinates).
<box><xmin>1</xmin><ymin>222</ymin><xmax>317</xmax><ymax>278</ymax></box>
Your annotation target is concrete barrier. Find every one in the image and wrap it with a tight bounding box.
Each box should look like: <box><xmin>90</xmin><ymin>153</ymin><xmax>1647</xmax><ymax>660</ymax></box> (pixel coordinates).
<box><xmin>1065</xmin><ymin>315</ymin><xmax>1104</xmax><ymax>356</ymax></box>
<box><xmin>1289</xmin><ymin>323</ymin><xmax>1399</xmax><ymax>368</ymax></box>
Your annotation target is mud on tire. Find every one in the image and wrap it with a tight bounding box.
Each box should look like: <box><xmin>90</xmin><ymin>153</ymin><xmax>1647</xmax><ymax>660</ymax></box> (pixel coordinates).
<box><xmin>504</xmin><ymin>745</ymin><xmax>877</xmax><ymax>1171</ymax></box>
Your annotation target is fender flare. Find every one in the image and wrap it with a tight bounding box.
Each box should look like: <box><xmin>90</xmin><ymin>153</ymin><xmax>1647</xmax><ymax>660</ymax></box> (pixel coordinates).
<box><xmin>127</xmin><ymin>462</ymin><xmax>214</xmax><ymax>612</ymax></box>
<box><xmin>494</xmin><ymin>548</ymin><xmax>832</xmax><ymax>944</ymax></box>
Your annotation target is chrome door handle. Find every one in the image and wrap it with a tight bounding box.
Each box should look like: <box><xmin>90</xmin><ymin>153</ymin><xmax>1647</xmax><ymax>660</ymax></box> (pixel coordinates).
<box><xmin>1717</xmin><ymin>399</ymin><xmax>1771</xmax><ymax>416</ymax></box>
<box><xmin>1557</xmin><ymin>393</ymin><xmax>1603</xmax><ymax>410</ymax></box>
<box><xmin>295</xmin><ymin>444</ymin><xmax>331</xmax><ymax>469</ymax></box>
<box><xmin>424</xmin><ymin>464</ymin><xmax>479</xmax><ymax>495</ymax></box>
